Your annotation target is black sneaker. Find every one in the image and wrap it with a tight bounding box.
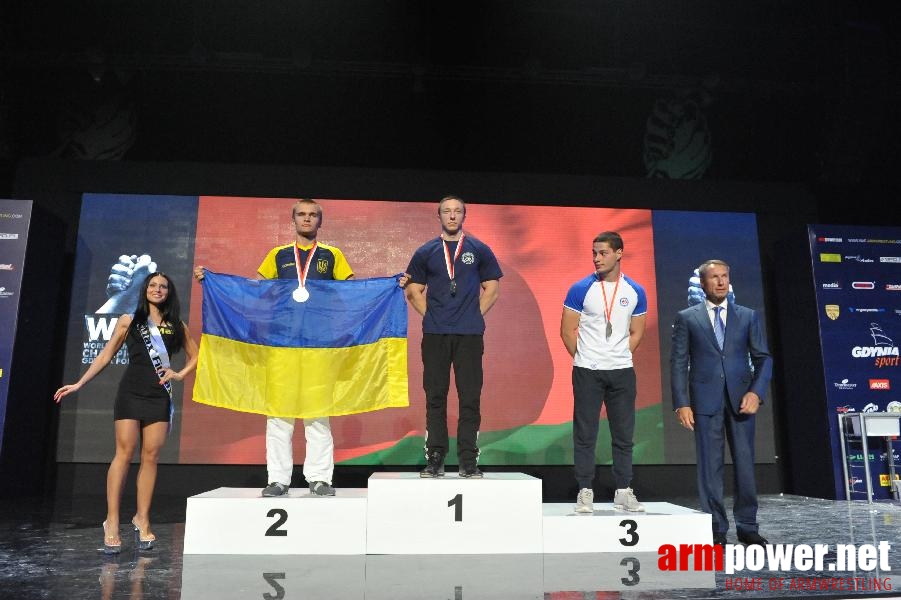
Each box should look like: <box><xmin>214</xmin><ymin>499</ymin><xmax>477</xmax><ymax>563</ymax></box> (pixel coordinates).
<box><xmin>458</xmin><ymin>464</ymin><xmax>483</xmax><ymax>478</ymax></box>
<box><xmin>309</xmin><ymin>481</ymin><xmax>336</xmax><ymax>496</ymax></box>
<box><xmin>420</xmin><ymin>450</ymin><xmax>445</xmax><ymax>478</ymax></box>
<box><xmin>261</xmin><ymin>482</ymin><xmax>289</xmax><ymax>497</ymax></box>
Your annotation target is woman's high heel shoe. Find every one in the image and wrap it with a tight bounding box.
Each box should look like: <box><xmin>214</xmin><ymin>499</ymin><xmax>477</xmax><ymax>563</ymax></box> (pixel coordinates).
<box><xmin>101</xmin><ymin>520</ymin><xmax>121</xmax><ymax>554</ymax></box>
<box><xmin>131</xmin><ymin>518</ymin><xmax>156</xmax><ymax>551</ymax></box>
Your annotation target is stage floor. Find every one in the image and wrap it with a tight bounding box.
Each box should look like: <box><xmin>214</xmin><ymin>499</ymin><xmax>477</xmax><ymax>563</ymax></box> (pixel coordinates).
<box><xmin>1</xmin><ymin>492</ymin><xmax>899</xmax><ymax>599</ymax></box>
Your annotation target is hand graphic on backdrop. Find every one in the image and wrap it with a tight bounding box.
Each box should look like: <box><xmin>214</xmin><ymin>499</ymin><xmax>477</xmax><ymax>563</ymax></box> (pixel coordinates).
<box><xmin>687</xmin><ymin>267</ymin><xmax>734</xmax><ymax>307</ymax></box>
<box><xmin>96</xmin><ymin>254</ymin><xmax>157</xmax><ymax>314</ymax></box>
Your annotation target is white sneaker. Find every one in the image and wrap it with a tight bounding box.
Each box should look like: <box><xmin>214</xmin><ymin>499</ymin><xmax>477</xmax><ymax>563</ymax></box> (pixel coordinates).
<box><xmin>575</xmin><ymin>488</ymin><xmax>594</xmax><ymax>513</ymax></box>
<box><xmin>614</xmin><ymin>487</ymin><xmax>645</xmax><ymax>512</ymax></box>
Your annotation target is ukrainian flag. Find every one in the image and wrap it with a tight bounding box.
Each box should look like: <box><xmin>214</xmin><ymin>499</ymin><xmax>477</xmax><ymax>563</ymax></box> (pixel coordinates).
<box><xmin>193</xmin><ymin>271</ymin><xmax>408</xmax><ymax>418</ymax></box>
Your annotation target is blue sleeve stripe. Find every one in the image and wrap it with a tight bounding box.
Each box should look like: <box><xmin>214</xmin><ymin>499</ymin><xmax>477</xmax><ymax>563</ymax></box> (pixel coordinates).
<box><xmin>563</xmin><ymin>274</ymin><xmax>594</xmax><ymax>313</ymax></box>
<box><xmin>623</xmin><ymin>274</ymin><xmax>648</xmax><ymax>314</ymax></box>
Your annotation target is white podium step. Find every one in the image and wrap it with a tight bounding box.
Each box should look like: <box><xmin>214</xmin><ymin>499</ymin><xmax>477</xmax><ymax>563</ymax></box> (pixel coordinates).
<box><xmin>183</xmin><ymin>487</ymin><xmax>367</xmax><ymax>554</ymax></box>
<box><xmin>365</xmin><ymin>472</ymin><xmax>543</xmax><ymax>554</ymax></box>
<box><xmin>542</xmin><ymin>501</ymin><xmax>712</xmax><ymax>553</ymax></box>
<box><xmin>181</xmin><ymin>478</ymin><xmax>711</xmax><ymax>558</ymax></box>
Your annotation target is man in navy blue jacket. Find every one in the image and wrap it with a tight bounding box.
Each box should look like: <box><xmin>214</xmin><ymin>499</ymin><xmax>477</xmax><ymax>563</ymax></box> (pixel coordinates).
<box><xmin>671</xmin><ymin>259</ymin><xmax>773</xmax><ymax>547</ymax></box>
<box><xmin>404</xmin><ymin>196</ymin><xmax>502</xmax><ymax>479</ymax></box>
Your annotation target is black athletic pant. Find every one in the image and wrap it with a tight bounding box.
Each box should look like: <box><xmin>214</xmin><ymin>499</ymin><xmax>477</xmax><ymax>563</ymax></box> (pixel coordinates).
<box><xmin>572</xmin><ymin>366</ymin><xmax>637</xmax><ymax>490</ymax></box>
<box><xmin>422</xmin><ymin>333</ymin><xmax>484</xmax><ymax>463</ymax></box>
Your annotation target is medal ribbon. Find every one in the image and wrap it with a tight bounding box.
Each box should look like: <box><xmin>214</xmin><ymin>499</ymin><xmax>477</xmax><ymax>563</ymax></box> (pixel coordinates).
<box><xmin>442</xmin><ymin>233</ymin><xmax>465</xmax><ymax>282</ymax></box>
<box><xmin>600</xmin><ymin>274</ymin><xmax>621</xmax><ymax>336</ymax></box>
<box><xmin>294</xmin><ymin>241</ymin><xmax>318</xmax><ymax>290</ymax></box>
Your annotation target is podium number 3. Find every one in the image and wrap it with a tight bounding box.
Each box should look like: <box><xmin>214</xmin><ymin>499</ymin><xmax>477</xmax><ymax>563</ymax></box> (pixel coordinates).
<box><xmin>448</xmin><ymin>493</ymin><xmax>463</xmax><ymax>521</ymax></box>
<box><xmin>266</xmin><ymin>508</ymin><xmax>288</xmax><ymax>536</ymax></box>
<box><xmin>619</xmin><ymin>519</ymin><xmax>638</xmax><ymax>546</ymax></box>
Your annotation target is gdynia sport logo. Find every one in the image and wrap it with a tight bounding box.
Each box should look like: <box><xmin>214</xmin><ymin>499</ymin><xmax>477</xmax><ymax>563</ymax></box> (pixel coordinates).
<box><xmin>658</xmin><ymin>541</ymin><xmax>892</xmax><ymax>591</ymax></box>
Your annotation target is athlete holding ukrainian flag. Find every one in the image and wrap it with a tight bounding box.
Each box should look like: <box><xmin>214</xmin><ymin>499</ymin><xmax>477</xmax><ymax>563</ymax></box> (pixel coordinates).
<box><xmin>193</xmin><ymin>199</ymin><xmax>407</xmax><ymax>498</ymax></box>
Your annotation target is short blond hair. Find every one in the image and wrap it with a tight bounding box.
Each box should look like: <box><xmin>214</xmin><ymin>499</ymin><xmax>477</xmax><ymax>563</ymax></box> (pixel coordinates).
<box><xmin>438</xmin><ymin>195</ymin><xmax>465</xmax><ymax>215</ymax></box>
<box><xmin>698</xmin><ymin>259</ymin><xmax>730</xmax><ymax>279</ymax></box>
<box><xmin>291</xmin><ymin>198</ymin><xmax>322</xmax><ymax>218</ymax></box>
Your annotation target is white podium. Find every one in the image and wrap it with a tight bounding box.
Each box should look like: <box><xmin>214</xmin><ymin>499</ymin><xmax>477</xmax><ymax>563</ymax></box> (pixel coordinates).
<box><xmin>180</xmin><ymin>476</ymin><xmax>717</xmax><ymax>594</ymax></box>
<box><xmin>542</xmin><ymin>501</ymin><xmax>712</xmax><ymax>553</ymax></box>
<box><xmin>183</xmin><ymin>487</ymin><xmax>367</xmax><ymax>554</ymax></box>
<box><xmin>365</xmin><ymin>472</ymin><xmax>544</xmax><ymax>554</ymax></box>
<box><xmin>182</xmin><ymin>475</ymin><xmax>711</xmax><ymax>558</ymax></box>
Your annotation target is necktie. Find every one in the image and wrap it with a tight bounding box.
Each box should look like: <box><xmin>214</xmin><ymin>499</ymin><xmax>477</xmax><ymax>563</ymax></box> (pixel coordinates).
<box><xmin>714</xmin><ymin>306</ymin><xmax>725</xmax><ymax>350</ymax></box>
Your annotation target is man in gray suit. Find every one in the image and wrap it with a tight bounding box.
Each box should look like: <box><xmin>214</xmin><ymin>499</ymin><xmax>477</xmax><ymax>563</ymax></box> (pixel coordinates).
<box><xmin>670</xmin><ymin>259</ymin><xmax>772</xmax><ymax>547</ymax></box>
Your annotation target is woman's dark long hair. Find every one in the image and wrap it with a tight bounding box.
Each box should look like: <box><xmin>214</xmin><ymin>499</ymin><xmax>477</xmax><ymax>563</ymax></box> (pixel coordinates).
<box><xmin>132</xmin><ymin>272</ymin><xmax>185</xmax><ymax>353</ymax></box>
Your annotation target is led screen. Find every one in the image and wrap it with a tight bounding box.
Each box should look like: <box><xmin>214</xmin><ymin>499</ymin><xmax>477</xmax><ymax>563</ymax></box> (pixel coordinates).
<box><xmin>56</xmin><ymin>194</ymin><xmax>771</xmax><ymax>466</ymax></box>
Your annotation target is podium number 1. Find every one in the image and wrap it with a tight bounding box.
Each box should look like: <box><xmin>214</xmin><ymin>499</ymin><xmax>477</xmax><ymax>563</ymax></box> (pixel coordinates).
<box><xmin>448</xmin><ymin>493</ymin><xmax>463</xmax><ymax>521</ymax></box>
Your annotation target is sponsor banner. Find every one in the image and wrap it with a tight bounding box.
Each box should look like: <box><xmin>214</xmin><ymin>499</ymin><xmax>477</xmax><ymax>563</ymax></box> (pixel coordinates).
<box><xmin>56</xmin><ymin>194</ymin><xmax>199</xmax><ymax>463</ymax></box>
<box><xmin>809</xmin><ymin>224</ymin><xmax>901</xmax><ymax>500</ymax></box>
<box><xmin>0</xmin><ymin>200</ymin><xmax>32</xmax><ymax>456</ymax></box>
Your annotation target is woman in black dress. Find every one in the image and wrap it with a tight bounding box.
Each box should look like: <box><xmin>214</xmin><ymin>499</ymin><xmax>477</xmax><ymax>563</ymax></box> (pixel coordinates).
<box><xmin>55</xmin><ymin>272</ymin><xmax>198</xmax><ymax>553</ymax></box>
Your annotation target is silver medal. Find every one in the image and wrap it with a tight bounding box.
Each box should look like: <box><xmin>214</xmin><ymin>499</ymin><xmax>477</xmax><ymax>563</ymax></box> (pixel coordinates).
<box><xmin>605</xmin><ymin>321</ymin><xmax>613</xmax><ymax>340</ymax></box>
<box><xmin>292</xmin><ymin>287</ymin><xmax>310</xmax><ymax>303</ymax></box>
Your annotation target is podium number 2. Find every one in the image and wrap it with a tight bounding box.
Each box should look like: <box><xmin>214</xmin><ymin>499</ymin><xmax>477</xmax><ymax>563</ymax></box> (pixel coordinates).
<box><xmin>262</xmin><ymin>573</ymin><xmax>286</xmax><ymax>599</ymax></box>
<box><xmin>266</xmin><ymin>508</ymin><xmax>288</xmax><ymax>536</ymax></box>
<box><xmin>448</xmin><ymin>493</ymin><xmax>463</xmax><ymax>521</ymax></box>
